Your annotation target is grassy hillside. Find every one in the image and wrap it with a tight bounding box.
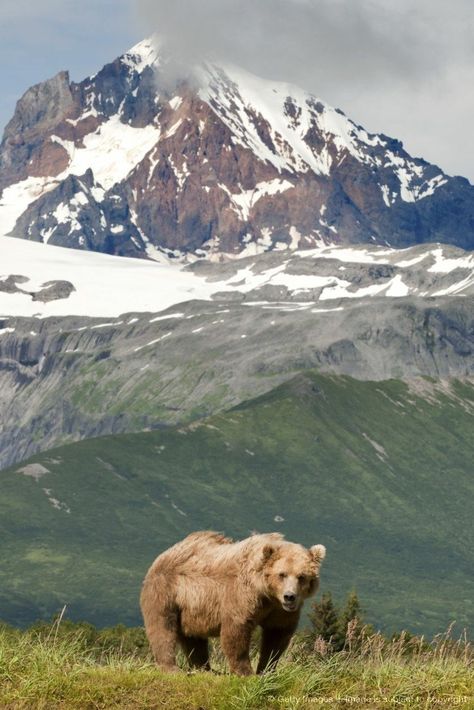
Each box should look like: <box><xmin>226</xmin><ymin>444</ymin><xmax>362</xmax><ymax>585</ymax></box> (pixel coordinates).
<box><xmin>0</xmin><ymin>373</ymin><xmax>473</xmax><ymax>636</ymax></box>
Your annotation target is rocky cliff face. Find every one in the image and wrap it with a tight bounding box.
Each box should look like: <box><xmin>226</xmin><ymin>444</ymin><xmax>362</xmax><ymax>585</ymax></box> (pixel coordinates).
<box><xmin>1</xmin><ymin>38</ymin><xmax>474</xmax><ymax>258</ymax></box>
<box><xmin>0</xmin><ymin>72</ymin><xmax>75</xmax><ymax>189</ymax></box>
<box><xmin>0</xmin><ymin>287</ymin><xmax>473</xmax><ymax>470</ymax></box>
<box><xmin>12</xmin><ymin>170</ymin><xmax>147</xmax><ymax>256</ymax></box>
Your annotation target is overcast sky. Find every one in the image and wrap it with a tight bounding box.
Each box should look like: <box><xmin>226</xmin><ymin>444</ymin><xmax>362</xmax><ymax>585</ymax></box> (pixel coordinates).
<box><xmin>1</xmin><ymin>0</ymin><xmax>473</xmax><ymax>181</ymax></box>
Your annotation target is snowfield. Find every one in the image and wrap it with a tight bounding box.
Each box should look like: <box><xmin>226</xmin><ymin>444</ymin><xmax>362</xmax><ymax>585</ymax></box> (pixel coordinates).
<box><xmin>0</xmin><ymin>236</ymin><xmax>472</xmax><ymax>319</ymax></box>
<box><xmin>0</xmin><ymin>237</ymin><xmax>214</xmax><ymax>318</ymax></box>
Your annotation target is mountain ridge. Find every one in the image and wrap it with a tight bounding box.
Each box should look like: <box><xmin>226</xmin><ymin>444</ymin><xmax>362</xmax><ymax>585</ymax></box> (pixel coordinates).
<box><xmin>0</xmin><ymin>284</ymin><xmax>473</xmax><ymax>470</ymax></box>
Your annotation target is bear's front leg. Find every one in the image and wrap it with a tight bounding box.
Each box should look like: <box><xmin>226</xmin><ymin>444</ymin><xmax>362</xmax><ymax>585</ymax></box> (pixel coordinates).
<box><xmin>257</xmin><ymin>626</ymin><xmax>296</xmax><ymax>674</ymax></box>
<box><xmin>220</xmin><ymin>619</ymin><xmax>254</xmax><ymax>675</ymax></box>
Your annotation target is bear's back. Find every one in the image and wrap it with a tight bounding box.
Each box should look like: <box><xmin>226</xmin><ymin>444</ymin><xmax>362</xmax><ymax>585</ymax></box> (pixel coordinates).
<box><xmin>147</xmin><ymin>530</ymin><xmax>286</xmax><ymax>580</ymax></box>
<box><xmin>148</xmin><ymin>531</ymin><xmax>234</xmax><ymax>575</ymax></box>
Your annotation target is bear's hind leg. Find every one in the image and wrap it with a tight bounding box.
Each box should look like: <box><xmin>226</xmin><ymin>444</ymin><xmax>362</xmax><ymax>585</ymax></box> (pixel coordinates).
<box><xmin>179</xmin><ymin>634</ymin><xmax>211</xmax><ymax>671</ymax></box>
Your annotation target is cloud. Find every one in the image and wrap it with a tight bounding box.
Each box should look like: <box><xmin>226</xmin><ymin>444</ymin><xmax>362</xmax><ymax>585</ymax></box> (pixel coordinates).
<box><xmin>136</xmin><ymin>0</ymin><xmax>472</xmax><ymax>84</ymax></box>
<box><xmin>136</xmin><ymin>0</ymin><xmax>474</xmax><ymax>180</ymax></box>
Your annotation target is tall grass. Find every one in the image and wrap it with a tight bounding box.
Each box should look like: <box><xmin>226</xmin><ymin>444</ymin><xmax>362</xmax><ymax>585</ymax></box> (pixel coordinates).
<box><xmin>0</xmin><ymin>617</ymin><xmax>472</xmax><ymax>709</ymax></box>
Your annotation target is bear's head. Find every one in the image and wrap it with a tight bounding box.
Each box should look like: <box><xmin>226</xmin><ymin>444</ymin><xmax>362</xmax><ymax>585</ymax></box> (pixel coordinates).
<box><xmin>261</xmin><ymin>541</ymin><xmax>326</xmax><ymax>613</ymax></box>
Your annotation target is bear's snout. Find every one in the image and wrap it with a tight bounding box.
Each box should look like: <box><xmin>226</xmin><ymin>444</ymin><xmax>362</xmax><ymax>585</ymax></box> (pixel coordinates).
<box><xmin>281</xmin><ymin>586</ymin><xmax>300</xmax><ymax>611</ymax></box>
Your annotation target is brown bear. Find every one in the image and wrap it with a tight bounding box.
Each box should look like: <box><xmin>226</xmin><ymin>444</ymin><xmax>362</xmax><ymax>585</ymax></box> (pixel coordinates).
<box><xmin>140</xmin><ymin>530</ymin><xmax>326</xmax><ymax>675</ymax></box>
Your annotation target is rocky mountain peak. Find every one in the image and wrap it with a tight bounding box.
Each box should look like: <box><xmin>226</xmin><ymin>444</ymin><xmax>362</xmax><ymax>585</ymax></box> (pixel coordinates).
<box><xmin>4</xmin><ymin>70</ymin><xmax>74</xmax><ymax>139</ymax></box>
<box><xmin>1</xmin><ymin>37</ymin><xmax>474</xmax><ymax>260</ymax></box>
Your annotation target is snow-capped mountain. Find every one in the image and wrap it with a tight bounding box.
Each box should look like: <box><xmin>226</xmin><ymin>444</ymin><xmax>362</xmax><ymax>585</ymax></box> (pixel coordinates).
<box><xmin>1</xmin><ymin>37</ymin><xmax>474</xmax><ymax>260</ymax></box>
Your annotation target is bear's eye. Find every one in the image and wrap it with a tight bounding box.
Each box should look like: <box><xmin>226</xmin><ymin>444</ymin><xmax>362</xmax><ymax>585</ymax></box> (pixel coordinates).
<box><xmin>278</xmin><ymin>572</ymin><xmax>287</xmax><ymax>580</ymax></box>
<box><xmin>298</xmin><ymin>575</ymin><xmax>307</xmax><ymax>584</ymax></box>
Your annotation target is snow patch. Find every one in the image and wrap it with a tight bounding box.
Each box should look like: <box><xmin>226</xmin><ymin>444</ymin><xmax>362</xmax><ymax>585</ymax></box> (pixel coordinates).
<box><xmin>226</xmin><ymin>179</ymin><xmax>293</xmax><ymax>220</ymax></box>
<box><xmin>428</xmin><ymin>248</ymin><xmax>474</xmax><ymax>273</ymax></box>
<box><xmin>385</xmin><ymin>274</ymin><xmax>410</xmax><ymax>297</ymax></box>
<box><xmin>52</xmin><ymin>115</ymin><xmax>161</xmax><ymax>190</ymax></box>
<box><xmin>149</xmin><ymin>312</ymin><xmax>184</xmax><ymax>323</ymax></box>
<box><xmin>289</xmin><ymin>227</ymin><xmax>302</xmax><ymax>249</ymax></box>
<box><xmin>165</xmin><ymin>118</ymin><xmax>183</xmax><ymax>139</ymax></box>
<box><xmin>121</xmin><ymin>37</ymin><xmax>160</xmax><ymax>74</ymax></box>
<box><xmin>133</xmin><ymin>332</ymin><xmax>172</xmax><ymax>352</ymax></box>
<box><xmin>42</xmin><ymin>488</ymin><xmax>71</xmax><ymax>513</ymax></box>
<box><xmin>0</xmin><ymin>176</ymin><xmax>60</xmax><ymax>235</ymax></box>
<box><xmin>169</xmin><ymin>96</ymin><xmax>183</xmax><ymax>111</ymax></box>
<box><xmin>362</xmin><ymin>433</ymin><xmax>388</xmax><ymax>460</ymax></box>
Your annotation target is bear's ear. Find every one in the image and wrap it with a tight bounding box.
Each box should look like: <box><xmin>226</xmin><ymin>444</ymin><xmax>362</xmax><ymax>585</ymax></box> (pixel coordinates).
<box><xmin>310</xmin><ymin>544</ymin><xmax>326</xmax><ymax>565</ymax></box>
<box><xmin>262</xmin><ymin>544</ymin><xmax>276</xmax><ymax>565</ymax></box>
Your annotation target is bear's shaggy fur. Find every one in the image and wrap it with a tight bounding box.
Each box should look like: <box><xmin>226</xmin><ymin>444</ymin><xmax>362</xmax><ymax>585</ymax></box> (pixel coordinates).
<box><xmin>140</xmin><ymin>531</ymin><xmax>326</xmax><ymax>675</ymax></box>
